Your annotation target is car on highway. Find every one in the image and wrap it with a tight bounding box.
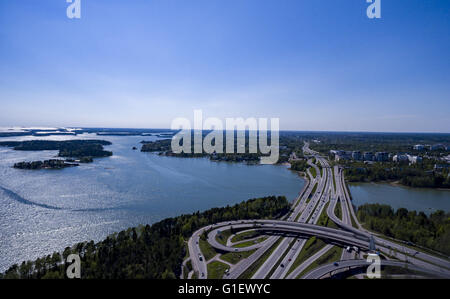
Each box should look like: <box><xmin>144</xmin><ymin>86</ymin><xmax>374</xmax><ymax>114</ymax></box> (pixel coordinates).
<box><xmin>333</xmin><ymin>262</ymin><xmax>339</xmax><ymax>267</ymax></box>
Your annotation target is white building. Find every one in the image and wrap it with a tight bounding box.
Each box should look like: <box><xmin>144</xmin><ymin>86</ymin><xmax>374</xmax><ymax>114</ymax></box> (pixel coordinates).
<box><xmin>393</xmin><ymin>154</ymin><xmax>422</xmax><ymax>164</ymax></box>
<box><xmin>407</xmin><ymin>155</ymin><xmax>422</xmax><ymax>164</ymax></box>
<box><xmin>393</xmin><ymin>154</ymin><xmax>409</xmax><ymax>162</ymax></box>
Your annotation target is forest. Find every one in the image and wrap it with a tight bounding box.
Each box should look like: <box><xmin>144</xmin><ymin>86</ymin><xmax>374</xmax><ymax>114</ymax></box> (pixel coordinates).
<box><xmin>289</xmin><ymin>159</ymin><xmax>309</xmax><ymax>172</ymax></box>
<box><xmin>344</xmin><ymin>161</ymin><xmax>450</xmax><ymax>188</ymax></box>
<box><xmin>357</xmin><ymin>204</ymin><xmax>450</xmax><ymax>255</ymax></box>
<box><xmin>307</xmin><ymin>132</ymin><xmax>450</xmax><ymax>154</ymax></box>
<box><xmin>140</xmin><ymin>133</ymin><xmax>298</xmax><ymax>164</ymax></box>
<box><xmin>0</xmin><ymin>196</ymin><xmax>290</xmax><ymax>279</ymax></box>
<box><xmin>0</xmin><ymin>140</ymin><xmax>113</xmax><ymax>158</ymax></box>
<box><xmin>13</xmin><ymin>159</ymin><xmax>78</xmax><ymax>170</ymax></box>
<box><xmin>141</xmin><ymin>138</ymin><xmax>266</xmax><ymax>163</ymax></box>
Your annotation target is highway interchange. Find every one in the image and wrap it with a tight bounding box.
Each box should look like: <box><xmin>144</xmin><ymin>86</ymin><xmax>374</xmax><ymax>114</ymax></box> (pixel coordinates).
<box><xmin>185</xmin><ymin>143</ymin><xmax>450</xmax><ymax>279</ymax></box>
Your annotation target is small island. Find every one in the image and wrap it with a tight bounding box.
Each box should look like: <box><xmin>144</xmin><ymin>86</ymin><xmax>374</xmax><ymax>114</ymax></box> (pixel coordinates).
<box><xmin>0</xmin><ymin>140</ymin><xmax>113</xmax><ymax>158</ymax></box>
<box><xmin>14</xmin><ymin>159</ymin><xmax>79</xmax><ymax>170</ymax></box>
<box><xmin>0</xmin><ymin>140</ymin><xmax>112</xmax><ymax>170</ymax></box>
<box><xmin>140</xmin><ymin>139</ymin><xmax>263</xmax><ymax>164</ymax></box>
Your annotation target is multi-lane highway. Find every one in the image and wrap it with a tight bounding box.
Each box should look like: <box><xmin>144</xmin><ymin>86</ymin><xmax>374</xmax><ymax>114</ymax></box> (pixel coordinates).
<box><xmin>201</xmin><ymin>219</ymin><xmax>450</xmax><ymax>278</ymax></box>
<box><xmin>187</xmin><ymin>225</ymin><xmax>211</xmax><ymax>279</ymax></box>
<box><xmin>302</xmin><ymin>259</ymin><xmax>448</xmax><ymax>279</ymax></box>
<box><xmin>270</xmin><ymin>156</ymin><xmax>334</xmax><ymax>279</ymax></box>
<box><xmin>186</xmin><ymin>142</ymin><xmax>450</xmax><ymax>280</ymax></box>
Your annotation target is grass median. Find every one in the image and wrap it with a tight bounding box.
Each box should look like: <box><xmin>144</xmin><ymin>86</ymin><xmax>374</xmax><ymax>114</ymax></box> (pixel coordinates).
<box><xmin>221</xmin><ymin>249</ymin><xmax>257</xmax><ymax>265</ymax></box>
<box><xmin>296</xmin><ymin>246</ymin><xmax>343</xmax><ymax>279</ymax></box>
<box><xmin>238</xmin><ymin>237</ymin><xmax>283</xmax><ymax>279</ymax></box>
<box><xmin>207</xmin><ymin>261</ymin><xmax>230</xmax><ymax>279</ymax></box>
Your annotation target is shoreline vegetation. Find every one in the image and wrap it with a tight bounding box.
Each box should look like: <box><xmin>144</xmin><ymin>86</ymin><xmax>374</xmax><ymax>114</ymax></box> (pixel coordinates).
<box><xmin>138</xmin><ymin>132</ymin><xmax>307</xmax><ymax>164</ymax></box>
<box><xmin>343</xmin><ymin>161</ymin><xmax>450</xmax><ymax>189</ymax></box>
<box><xmin>0</xmin><ymin>196</ymin><xmax>289</xmax><ymax>279</ymax></box>
<box><xmin>350</xmin><ymin>180</ymin><xmax>450</xmax><ymax>192</ymax></box>
<box><xmin>0</xmin><ymin>140</ymin><xmax>112</xmax><ymax>169</ymax></box>
<box><xmin>0</xmin><ymin>140</ymin><xmax>112</xmax><ymax>157</ymax></box>
<box><xmin>14</xmin><ymin>159</ymin><xmax>79</xmax><ymax>170</ymax></box>
<box><xmin>306</xmin><ymin>132</ymin><xmax>449</xmax><ymax>190</ymax></box>
<box><xmin>13</xmin><ymin>157</ymin><xmax>95</xmax><ymax>170</ymax></box>
<box><xmin>141</xmin><ymin>139</ymin><xmax>268</xmax><ymax>164</ymax></box>
<box><xmin>357</xmin><ymin>204</ymin><xmax>450</xmax><ymax>256</ymax></box>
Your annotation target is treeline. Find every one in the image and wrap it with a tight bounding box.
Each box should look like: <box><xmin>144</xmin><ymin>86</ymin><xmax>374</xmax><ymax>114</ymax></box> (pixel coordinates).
<box><xmin>14</xmin><ymin>160</ymin><xmax>78</xmax><ymax>170</ymax></box>
<box><xmin>141</xmin><ymin>138</ymin><xmax>275</xmax><ymax>164</ymax></box>
<box><xmin>58</xmin><ymin>143</ymin><xmax>112</xmax><ymax>158</ymax></box>
<box><xmin>307</xmin><ymin>132</ymin><xmax>450</xmax><ymax>155</ymax></box>
<box><xmin>141</xmin><ymin>139</ymin><xmax>171</xmax><ymax>152</ymax></box>
<box><xmin>290</xmin><ymin>160</ymin><xmax>308</xmax><ymax>172</ymax></box>
<box><xmin>0</xmin><ymin>196</ymin><xmax>290</xmax><ymax>279</ymax></box>
<box><xmin>344</xmin><ymin>162</ymin><xmax>450</xmax><ymax>188</ymax></box>
<box><xmin>357</xmin><ymin>204</ymin><xmax>450</xmax><ymax>255</ymax></box>
<box><xmin>0</xmin><ymin>140</ymin><xmax>113</xmax><ymax>158</ymax></box>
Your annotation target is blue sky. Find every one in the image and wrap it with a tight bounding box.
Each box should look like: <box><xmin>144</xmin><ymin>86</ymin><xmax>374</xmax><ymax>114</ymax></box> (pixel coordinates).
<box><xmin>0</xmin><ymin>0</ymin><xmax>449</xmax><ymax>132</ymax></box>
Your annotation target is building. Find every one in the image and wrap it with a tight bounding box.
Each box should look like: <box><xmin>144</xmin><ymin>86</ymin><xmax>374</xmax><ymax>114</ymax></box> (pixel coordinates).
<box><xmin>335</xmin><ymin>154</ymin><xmax>350</xmax><ymax>161</ymax></box>
<box><xmin>413</xmin><ymin>144</ymin><xmax>425</xmax><ymax>151</ymax></box>
<box><xmin>335</xmin><ymin>151</ymin><xmax>352</xmax><ymax>161</ymax></box>
<box><xmin>434</xmin><ymin>164</ymin><xmax>450</xmax><ymax>171</ymax></box>
<box><xmin>352</xmin><ymin>151</ymin><xmax>362</xmax><ymax>161</ymax></box>
<box><xmin>407</xmin><ymin>155</ymin><xmax>422</xmax><ymax>164</ymax></box>
<box><xmin>363</xmin><ymin>152</ymin><xmax>374</xmax><ymax>161</ymax></box>
<box><xmin>393</xmin><ymin>154</ymin><xmax>409</xmax><ymax>163</ymax></box>
<box><xmin>431</xmin><ymin>144</ymin><xmax>445</xmax><ymax>151</ymax></box>
<box><xmin>393</xmin><ymin>154</ymin><xmax>422</xmax><ymax>164</ymax></box>
<box><xmin>375</xmin><ymin>152</ymin><xmax>389</xmax><ymax>162</ymax></box>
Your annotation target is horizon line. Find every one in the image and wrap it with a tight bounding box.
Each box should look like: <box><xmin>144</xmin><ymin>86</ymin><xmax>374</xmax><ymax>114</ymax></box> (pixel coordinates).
<box><xmin>2</xmin><ymin>126</ymin><xmax>450</xmax><ymax>135</ymax></box>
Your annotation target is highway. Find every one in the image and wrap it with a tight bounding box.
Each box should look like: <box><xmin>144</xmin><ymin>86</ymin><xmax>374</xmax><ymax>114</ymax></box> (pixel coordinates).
<box><xmin>187</xmin><ymin>225</ymin><xmax>211</xmax><ymax>279</ymax></box>
<box><xmin>328</xmin><ymin>164</ymin><xmax>450</xmax><ymax>271</ymax></box>
<box><xmin>286</xmin><ymin>244</ymin><xmax>334</xmax><ymax>279</ymax></box>
<box><xmin>302</xmin><ymin>259</ymin><xmax>449</xmax><ymax>279</ymax></box>
<box><xmin>186</xmin><ymin>142</ymin><xmax>450</xmax><ymax>280</ymax></box>
<box><xmin>257</xmin><ymin>149</ymin><xmax>333</xmax><ymax>279</ymax></box>
<box><xmin>271</xmin><ymin>156</ymin><xmax>334</xmax><ymax>279</ymax></box>
<box><xmin>207</xmin><ymin>221</ymin><xmax>370</xmax><ymax>253</ymax></box>
<box><xmin>334</xmin><ymin>165</ymin><xmax>355</xmax><ymax>261</ymax></box>
<box><xmin>203</xmin><ymin>219</ymin><xmax>450</xmax><ymax>277</ymax></box>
